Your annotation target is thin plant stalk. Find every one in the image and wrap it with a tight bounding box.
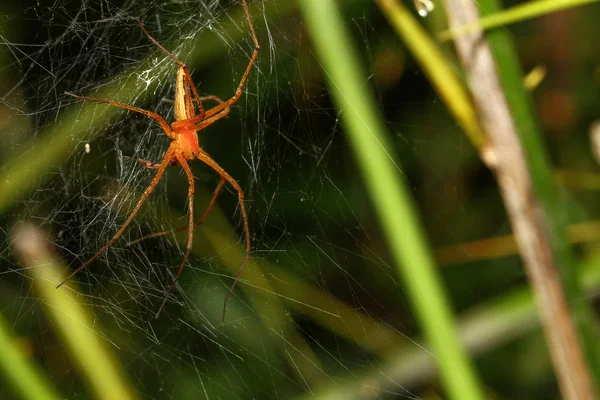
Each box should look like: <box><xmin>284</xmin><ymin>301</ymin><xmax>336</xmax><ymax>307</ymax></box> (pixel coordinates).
<box><xmin>443</xmin><ymin>0</ymin><xmax>599</xmax><ymax>396</ymax></box>
<box><xmin>480</xmin><ymin>0</ymin><xmax>600</xmax><ymax>386</ymax></box>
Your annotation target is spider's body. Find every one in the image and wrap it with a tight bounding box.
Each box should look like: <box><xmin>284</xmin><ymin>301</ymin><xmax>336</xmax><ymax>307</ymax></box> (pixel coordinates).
<box><xmin>58</xmin><ymin>0</ymin><xmax>259</xmax><ymax>322</ymax></box>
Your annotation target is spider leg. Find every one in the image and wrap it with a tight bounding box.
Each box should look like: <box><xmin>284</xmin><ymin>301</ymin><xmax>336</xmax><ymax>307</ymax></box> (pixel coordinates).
<box><xmin>139</xmin><ymin>158</ymin><xmax>179</xmax><ymax>169</ymax></box>
<box><xmin>199</xmin><ymin>95</ymin><xmax>225</xmax><ymax>105</ymax></box>
<box><xmin>193</xmin><ymin>149</ymin><xmax>251</xmax><ymax>323</ymax></box>
<box><xmin>127</xmin><ymin>177</ymin><xmax>226</xmax><ymax>246</ymax></box>
<box><xmin>199</xmin><ymin>46</ymin><xmax>258</xmax><ymax>120</ymax></box>
<box><xmin>56</xmin><ymin>147</ymin><xmax>176</xmax><ymax>289</ymax></box>
<box><xmin>169</xmin><ymin>96</ymin><xmax>228</xmax><ymax>128</ymax></box>
<box><xmin>139</xmin><ymin>159</ymin><xmax>161</xmax><ymax>169</ymax></box>
<box><xmin>197</xmin><ymin>0</ymin><xmax>260</xmax><ymax>121</ymax></box>
<box><xmin>156</xmin><ymin>154</ymin><xmax>196</xmax><ymax>317</ymax></box>
<box><xmin>65</xmin><ymin>92</ymin><xmax>176</xmax><ymax>139</ymax></box>
<box><xmin>197</xmin><ymin>96</ymin><xmax>229</xmax><ymax>121</ymax></box>
<box><xmin>172</xmin><ymin>106</ymin><xmax>230</xmax><ymax>132</ymax></box>
<box><xmin>136</xmin><ymin>20</ymin><xmax>206</xmax><ymax>119</ymax></box>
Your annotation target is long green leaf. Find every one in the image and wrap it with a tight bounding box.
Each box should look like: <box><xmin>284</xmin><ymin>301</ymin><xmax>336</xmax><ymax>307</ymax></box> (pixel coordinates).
<box><xmin>0</xmin><ymin>313</ymin><xmax>63</xmax><ymax>400</ymax></box>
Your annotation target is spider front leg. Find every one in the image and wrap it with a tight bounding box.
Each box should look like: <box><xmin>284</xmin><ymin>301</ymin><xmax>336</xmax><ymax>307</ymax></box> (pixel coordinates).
<box><xmin>65</xmin><ymin>92</ymin><xmax>176</xmax><ymax>139</ymax></box>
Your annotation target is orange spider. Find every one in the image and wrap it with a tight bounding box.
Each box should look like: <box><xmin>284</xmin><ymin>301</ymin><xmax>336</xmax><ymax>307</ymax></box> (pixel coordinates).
<box><xmin>57</xmin><ymin>0</ymin><xmax>259</xmax><ymax>322</ymax></box>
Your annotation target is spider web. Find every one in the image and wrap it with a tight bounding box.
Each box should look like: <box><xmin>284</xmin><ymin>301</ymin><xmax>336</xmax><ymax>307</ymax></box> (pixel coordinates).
<box><xmin>0</xmin><ymin>0</ymin><xmax>577</xmax><ymax>398</ymax></box>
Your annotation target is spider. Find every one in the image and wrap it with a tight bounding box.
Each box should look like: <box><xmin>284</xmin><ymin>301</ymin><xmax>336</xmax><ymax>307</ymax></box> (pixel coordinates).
<box><xmin>57</xmin><ymin>0</ymin><xmax>259</xmax><ymax>322</ymax></box>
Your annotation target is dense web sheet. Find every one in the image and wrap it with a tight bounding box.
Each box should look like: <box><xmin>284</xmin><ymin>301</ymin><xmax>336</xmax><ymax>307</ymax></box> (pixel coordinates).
<box><xmin>0</xmin><ymin>0</ymin><xmax>540</xmax><ymax>398</ymax></box>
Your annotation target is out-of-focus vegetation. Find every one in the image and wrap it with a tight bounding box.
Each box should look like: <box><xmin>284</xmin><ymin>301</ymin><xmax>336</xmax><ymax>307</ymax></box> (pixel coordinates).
<box><xmin>1</xmin><ymin>0</ymin><xmax>600</xmax><ymax>398</ymax></box>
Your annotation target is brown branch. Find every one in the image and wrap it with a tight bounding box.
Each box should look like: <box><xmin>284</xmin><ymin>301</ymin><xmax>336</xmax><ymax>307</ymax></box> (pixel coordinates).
<box><xmin>442</xmin><ymin>0</ymin><xmax>596</xmax><ymax>398</ymax></box>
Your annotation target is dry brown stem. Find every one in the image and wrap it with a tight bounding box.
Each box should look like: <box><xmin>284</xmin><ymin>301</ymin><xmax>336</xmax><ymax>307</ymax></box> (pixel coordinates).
<box><xmin>442</xmin><ymin>0</ymin><xmax>596</xmax><ymax>398</ymax></box>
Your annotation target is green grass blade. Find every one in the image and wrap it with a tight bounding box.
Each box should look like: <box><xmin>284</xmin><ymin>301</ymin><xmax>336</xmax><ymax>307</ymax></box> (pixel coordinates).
<box><xmin>298</xmin><ymin>1</ymin><xmax>485</xmax><ymax>398</ymax></box>
<box><xmin>0</xmin><ymin>313</ymin><xmax>63</xmax><ymax>400</ymax></box>
<box><xmin>374</xmin><ymin>0</ymin><xmax>487</xmax><ymax>152</ymax></box>
<box><xmin>11</xmin><ymin>224</ymin><xmax>138</xmax><ymax>400</ymax></box>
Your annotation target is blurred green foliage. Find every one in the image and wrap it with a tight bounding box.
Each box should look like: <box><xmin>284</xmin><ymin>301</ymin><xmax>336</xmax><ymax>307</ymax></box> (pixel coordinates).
<box><xmin>1</xmin><ymin>0</ymin><xmax>600</xmax><ymax>399</ymax></box>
